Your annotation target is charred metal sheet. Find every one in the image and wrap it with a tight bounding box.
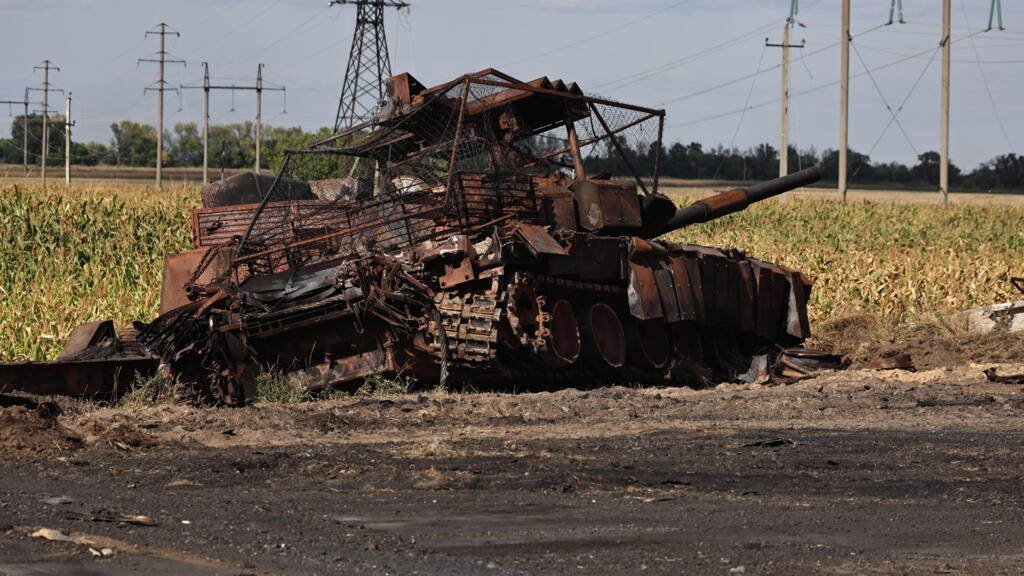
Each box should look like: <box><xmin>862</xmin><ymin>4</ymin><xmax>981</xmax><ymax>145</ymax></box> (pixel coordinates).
<box><xmin>57</xmin><ymin>320</ymin><xmax>116</xmax><ymax>361</ymax></box>
<box><xmin>574</xmin><ymin>179</ymin><xmax>642</xmax><ymax>232</ymax></box>
<box><xmin>666</xmin><ymin>251</ymin><xmax>702</xmax><ymax>322</ymax></box>
<box><xmin>290</xmin><ymin>347</ymin><xmax>396</xmax><ymax>392</ymax></box>
<box><xmin>626</xmin><ymin>239</ymin><xmax>664</xmax><ymax>321</ymax></box>
<box><xmin>160</xmin><ymin>246</ymin><xmax>234</xmax><ymax>314</ymax></box>
<box><xmin>0</xmin><ymin>357</ymin><xmax>156</xmax><ymax>397</ymax></box>
<box><xmin>569</xmin><ymin>235</ymin><xmax>626</xmax><ymax>280</ymax></box>
<box><xmin>749</xmin><ymin>259</ymin><xmax>787</xmax><ymax>342</ymax></box>
<box><xmin>785</xmin><ymin>271</ymin><xmax>812</xmax><ymax>339</ymax></box>
<box><xmin>513</xmin><ymin>222</ymin><xmax>569</xmax><ymax>257</ymax></box>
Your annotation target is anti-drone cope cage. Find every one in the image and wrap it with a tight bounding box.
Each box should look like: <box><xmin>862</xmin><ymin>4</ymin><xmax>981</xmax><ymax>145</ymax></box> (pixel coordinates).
<box><xmin>231</xmin><ymin>69</ymin><xmax>666</xmax><ymax>279</ymax></box>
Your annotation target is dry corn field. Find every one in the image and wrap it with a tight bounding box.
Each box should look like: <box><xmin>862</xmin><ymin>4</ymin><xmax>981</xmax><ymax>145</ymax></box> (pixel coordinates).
<box><xmin>0</xmin><ymin>182</ymin><xmax>1021</xmax><ymax>362</ymax></box>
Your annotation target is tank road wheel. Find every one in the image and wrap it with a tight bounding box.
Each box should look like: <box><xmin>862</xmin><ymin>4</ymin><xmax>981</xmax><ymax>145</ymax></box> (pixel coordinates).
<box><xmin>580</xmin><ymin>302</ymin><xmax>627</xmax><ymax>368</ymax></box>
<box><xmin>704</xmin><ymin>328</ymin><xmax>766</xmax><ymax>380</ymax></box>
<box><xmin>543</xmin><ymin>299</ymin><xmax>582</xmax><ymax>367</ymax></box>
<box><xmin>627</xmin><ymin>319</ymin><xmax>671</xmax><ymax>370</ymax></box>
<box><xmin>669</xmin><ymin>322</ymin><xmax>703</xmax><ymax>366</ymax></box>
<box><xmin>507</xmin><ymin>276</ymin><xmax>581</xmax><ymax>368</ymax></box>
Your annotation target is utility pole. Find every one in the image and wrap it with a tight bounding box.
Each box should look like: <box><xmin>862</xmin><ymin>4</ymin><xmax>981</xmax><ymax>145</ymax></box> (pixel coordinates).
<box><xmin>255</xmin><ymin>64</ymin><xmax>263</xmax><ymax>173</ymax></box>
<box><xmin>0</xmin><ymin>91</ymin><xmax>30</xmax><ymax>176</ymax></box>
<box><xmin>940</xmin><ymin>0</ymin><xmax>950</xmax><ymax>205</ymax></box>
<box><xmin>182</xmin><ymin>63</ymin><xmax>284</xmax><ymax>178</ymax></box>
<box><xmin>767</xmin><ymin>6</ymin><xmax>804</xmax><ymax>186</ymax></box>
<box><xmin>33</xmin><ymin>60</ymin><xmax>60</xmax><ymax>187</ymax></box>
<box><xmin>183</xmin><ymin>62</ymin><xmax>213</xmax><ymax>183</ymax></box>
<box><xmin>329</xmin><ymin>0</ymin><xmax>410</xmax><ymax>132</ymax></box>
<box><xmin>65</xmin><ymin>93</ymin><xmax>73</xmax><ymax>185</ymax></box>
<box><xmin>139</xmin><ymin>23</ymin><xmax>185</xmax><ymax>188</ymax></box>
<box><xmin>839</xmin><ymin>0</ymin><xmax>850</xmax><ymax>201</ymax></box>
<box><xmin>204</xmin><ymin>62</ymin><xmax>210</xmax><ymax>182</ymax></box>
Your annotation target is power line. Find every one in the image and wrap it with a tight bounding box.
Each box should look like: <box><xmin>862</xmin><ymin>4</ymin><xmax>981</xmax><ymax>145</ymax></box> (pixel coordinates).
<box><xmin>856</xmin><ymin>43</ymin><xmax>1024</xmax><ymax>64</ymax></box>
<box><xmin>664</xmin><ymin>34</ymin><xmax>978</xmax><ymax>130</ymax></box>
<box><xmin>181</xmin><ymin>62</ymin><xmax>286</xmax><ymax>179</ymax></box>
<box><xmin>501</xmin><ymin>0</ymin><xmax>689</xmax><ymax>68</ymax></box>
<box><xmin>851</xmin><ymin>41</ymin><xmax>921</xmax><ymax>156</ymax></box>
<box><xmin>961</xmin><ymin>0</ymin><xmax>1014</xmax><ymax>152</ymax></box>
<box><xmin>593</xmin><ymin>19</ymin><xmax>779</xmax><ymax>93</ymax></box>
<box><xmin>712</xmin><ymin>44</ymin><xmax>768</xmax><ymax>180</ymax></box>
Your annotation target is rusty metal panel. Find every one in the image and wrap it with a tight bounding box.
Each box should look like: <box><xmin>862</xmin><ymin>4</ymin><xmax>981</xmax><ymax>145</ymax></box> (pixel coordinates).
<box><xmin>666</xmin><ymin>252</ymin><xmax>702</xmax><ymax>321</ymax></box>
<box><xmin>736</xmin><ymin>260</ymin><xmax>756</xmax><ymax>333</ymax></box>
<box><xmin>160</xmin><ymin>247</ymin><xmax>234</xmax><ymax>315</ymax></box>
<box><xmin>574</xmin><ymin>180</ymin><xmax>641</xmax><ymax>232</ymax></box>
<box><xmin>57</xmin><ymin>320</ymin><xmax>116</xmax><ymax>361</ymax></box>
<box><xmin>698</xmin><ymin>254</ymin><xmax>732</xmax><ymax>329</ymax></box>
<box><xmin>785</xmin><ymin>271</ymin><xmax>812</xmax><ymax>339</ymax></box>
<box><xmin>627</xmin><ymin>260</ymin><xmax>663</xmax><ymax>320</ymax></box>
<box><xmin>0</xmin><ymin>357</ymin><xmax>156</xmax><ymax>397</ymax></box>
<box><xmin>652</xmin><ymin>262</ymin><xmax>683</xmax><ymax>323</ymax></box>
<box><xmin>749</xmin><ymin>260</ymin><xmax>786</xmax><ymax>342</ymax></box>
<box><xmin>571</xmin><ymin>236</ymin><xmax>625</xmax><ymax>280</ymax></box>
<box><xmin>514</xmin><ymin>222</ymin><xmax>569</xmax><ymax>256</ymax></box>
<box><xmin>439</xmin><ymin>256</ymin><xmax>476</xmax><ymax>289</ymax></box>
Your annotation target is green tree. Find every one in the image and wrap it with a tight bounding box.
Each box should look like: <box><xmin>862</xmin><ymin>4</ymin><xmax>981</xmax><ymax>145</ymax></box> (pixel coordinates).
<box><xmin>167</xmin><ymin>122</ymin><xmax>202</xmax><ymax>167</ymax></box>
<box><xmin>109</xmin><ymin>121</ymin><xmax>157</xmax><ymax>166</ymax></box>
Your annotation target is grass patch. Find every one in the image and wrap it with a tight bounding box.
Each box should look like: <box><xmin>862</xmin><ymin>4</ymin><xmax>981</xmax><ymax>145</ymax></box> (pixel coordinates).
<box><xmin>117</xmin><ymin>372</ymin><xmax>174</xmax><ymax>409</ymax></box>
<box><xmin>356</xmin><ymin>370</ymin><xmax>415</xmax><ymax>396</ymax></box>
<box><xmin>255</xmin><ymin>370</ymin><xmax>309</xmax><ymax>404</ymax></box>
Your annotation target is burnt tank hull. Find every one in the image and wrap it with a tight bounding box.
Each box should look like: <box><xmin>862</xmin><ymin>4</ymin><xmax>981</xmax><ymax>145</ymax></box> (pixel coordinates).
<box><xmin>134</xmin><ymin>68</ymin><xmax>822</xmax><ymax>405</ymax></box>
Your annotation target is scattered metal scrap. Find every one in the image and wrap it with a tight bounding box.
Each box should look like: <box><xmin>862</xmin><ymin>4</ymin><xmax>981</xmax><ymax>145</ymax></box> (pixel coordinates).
<box><xmin>984</xmin><ymin>368</ymin><xmax>1024</xmax><ymax>385</ymax></box>
<box><xmin>2</xmin><ymin>68</ymin><xmax>832</xmax><ymax>404</ymax></box>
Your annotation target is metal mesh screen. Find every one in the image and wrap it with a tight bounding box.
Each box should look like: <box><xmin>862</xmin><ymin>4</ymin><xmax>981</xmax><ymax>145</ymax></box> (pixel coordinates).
<box><xmin>233</xmin><ymin>71</ymin><xmax>663</xmax><ymax>279</ymax></box>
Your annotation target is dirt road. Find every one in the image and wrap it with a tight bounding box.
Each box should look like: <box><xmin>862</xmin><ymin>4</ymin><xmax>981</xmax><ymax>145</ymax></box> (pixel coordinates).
<box><xmin>2</xmin><ymin>363</ymin><xmax>1024</xmax><ymax>575</ymax></box>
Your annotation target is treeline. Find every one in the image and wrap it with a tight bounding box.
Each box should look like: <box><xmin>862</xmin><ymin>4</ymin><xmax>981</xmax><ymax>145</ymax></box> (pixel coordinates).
<box><xmin>2</xmin><ymin>116</ymin><xmax>1023</xmax><ymax>191</ymax></box>
<box><xmin>0</xmin><ymin>116</ymin><xmax>330</xmax><ymax>172</ymax></box>
<box><xmin>591</xmin><ymin>140</ymin><xmax>1024</xmax><ymax>192</ymax></box>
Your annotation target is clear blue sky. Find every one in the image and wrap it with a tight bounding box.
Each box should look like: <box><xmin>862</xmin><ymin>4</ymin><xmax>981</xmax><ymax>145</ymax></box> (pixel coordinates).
<box><xmin>0</xmin><ymin>0</ymin><xmax>1021</xmax><ymax>169</ymax></box>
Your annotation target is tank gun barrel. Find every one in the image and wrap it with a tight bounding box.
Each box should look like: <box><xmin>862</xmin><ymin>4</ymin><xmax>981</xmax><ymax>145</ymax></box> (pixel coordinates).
<box><xmin>657</xmin><ymin>166</ymin><xmax>822</xmax><ymax>235</ymax></box>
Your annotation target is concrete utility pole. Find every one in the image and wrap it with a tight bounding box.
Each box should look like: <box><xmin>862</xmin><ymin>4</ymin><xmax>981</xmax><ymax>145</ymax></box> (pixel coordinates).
<box><xmin>767</xmin><ymin>21</ymin><xmax>805</xmax><ymax>185</ymax></box>
<box><xmin>64</xmin><ymin>93</ymin><xmax>73</xmax><ymax>185</ymax></box>
<box><xmin>939</xmin><ymin>0</ymin><xmax>951</xmax><ymax>206</ymax></box>
<box><xmin>255</xmin><ymin>64</ymin><xmax>263</xmax><ymax>173</ymax></box>
<box><xmin>139</xmin><ymin>23</ymin><xmax>185</xmax><ymax>188</ymax></box>
<box><xmin>839</xmin><ymin>0</ymin><xmax>850</xmax><ymax>201</ymax></box>
<box><xmin>33</xmin><ymin>61</ymin><xmax>60</xmax><ymax>186</ymax></box>
<box><xmin>0</xmin><ymin>91</ymin><xmax>31</xmax><ymax>176</ymax></box>
<box><xmin>182</xmin><ymin>63</ymin><xmax>284</xmax><ymax>179</ymax></box>
<box><xmin>203</xmin><ymin>63</ymin><xmax>210</xmax><ymax>182</ymax></box>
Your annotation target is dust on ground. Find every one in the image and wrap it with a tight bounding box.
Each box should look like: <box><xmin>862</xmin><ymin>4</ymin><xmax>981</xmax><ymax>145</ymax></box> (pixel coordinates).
<box><xmin>2</xmin><ymin>334</ymin><xmax>1024</xmax><ymax>574</ymax></box>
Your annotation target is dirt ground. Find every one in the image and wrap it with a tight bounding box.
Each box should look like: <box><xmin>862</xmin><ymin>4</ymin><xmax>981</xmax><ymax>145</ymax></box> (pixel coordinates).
<box><xmin>2</xmin><ymin>349</ymin><xmax>1024</xmax><ymax>575</ymax></box>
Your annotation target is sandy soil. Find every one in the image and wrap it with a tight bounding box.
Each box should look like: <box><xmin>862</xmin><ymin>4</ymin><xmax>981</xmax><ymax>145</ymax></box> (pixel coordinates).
<box><xmin>2</xmin><ymin>357</ymin><xmax>1024</xmax><ymax>575</ymax></box>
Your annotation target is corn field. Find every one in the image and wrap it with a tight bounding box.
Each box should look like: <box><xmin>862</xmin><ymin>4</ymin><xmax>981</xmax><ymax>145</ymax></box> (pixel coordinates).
<box><xmin>0</xmin><ymin>183</ymin><xmax>1021</xmax><ymax>361</ymax></box>
<box><xmin>0</xmin><ymin>184</ymin><xmax>196</xmax><ymax>361</ymax></box>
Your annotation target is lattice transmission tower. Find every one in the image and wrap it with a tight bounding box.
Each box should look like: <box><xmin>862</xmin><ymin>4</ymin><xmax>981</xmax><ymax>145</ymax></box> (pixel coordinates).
<box><xmin>330</xmin><ymin>0</ymin><xmax>410</xmax><ymax>132</ymax></box>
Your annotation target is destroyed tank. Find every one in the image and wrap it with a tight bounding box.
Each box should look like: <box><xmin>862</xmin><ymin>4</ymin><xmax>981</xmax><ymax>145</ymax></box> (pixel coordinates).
<box><xmin>132</xmin><ymin>68</ymin><xmax>825</xmax><ymax>405</ymax></box>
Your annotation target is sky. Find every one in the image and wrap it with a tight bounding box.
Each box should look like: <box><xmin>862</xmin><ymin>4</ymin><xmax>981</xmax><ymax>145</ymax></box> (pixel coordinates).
<box><xmin>0</xmin><ymin>0</ymin><xmax>1021</xmax><ymax>170</ymax></box>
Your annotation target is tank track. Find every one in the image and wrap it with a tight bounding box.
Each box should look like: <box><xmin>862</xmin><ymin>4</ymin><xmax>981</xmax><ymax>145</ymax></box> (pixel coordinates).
<box><xmin>427</xmin><ymin>272</ymin><xmax>772</xmax><ymax>391</ymax></box>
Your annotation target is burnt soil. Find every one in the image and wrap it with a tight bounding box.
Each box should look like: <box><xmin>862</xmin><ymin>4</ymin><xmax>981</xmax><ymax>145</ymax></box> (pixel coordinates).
<box><xmin>3</xmin><ymin>361</ymin><xmax>1024</xmax><ymax>575</ymax></box>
